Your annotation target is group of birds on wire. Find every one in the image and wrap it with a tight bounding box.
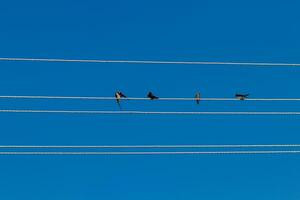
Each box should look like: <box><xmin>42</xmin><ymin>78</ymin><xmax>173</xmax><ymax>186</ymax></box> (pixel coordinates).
<box><xmin>115</xmin><ymin>91</ymin><xmax>249</xmax><ymax>109</ymax></box>
<box><xmin>0</xmin><ymin>57</ymin><xmax>299</xmax><ymax>155</ymax></box>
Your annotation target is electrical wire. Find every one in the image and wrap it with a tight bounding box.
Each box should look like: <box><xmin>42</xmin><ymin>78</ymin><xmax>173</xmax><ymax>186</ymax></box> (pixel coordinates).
<box><xmin>0</xmin><ymin>109</ymin><xmax>300</xmax><ymax>115</ymax></box>
<box><xmin>1</xmin><ymin>57</ymin><xmax>300</xmax><ymax>67</ymax></box>
<box><xmin>0</xmin><ymin>95</ymin><xmax>300</xmax><ymax>101</ymax></box>
<box><xmin>0</xmin><ymin>150</ymin><xmax>299</xmax><ymax>155</ymax></box>
<box><xmin>0</xmin><ymin>144</ymin><xmax>299</xmax><ymax>148</ymax></box>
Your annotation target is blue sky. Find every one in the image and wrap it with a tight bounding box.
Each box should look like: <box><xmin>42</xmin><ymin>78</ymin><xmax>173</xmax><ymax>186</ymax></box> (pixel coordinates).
<box><xmin>0</xmin><ymin>0</ymin><xmax>300</xmax><ymax>199</ymax></box>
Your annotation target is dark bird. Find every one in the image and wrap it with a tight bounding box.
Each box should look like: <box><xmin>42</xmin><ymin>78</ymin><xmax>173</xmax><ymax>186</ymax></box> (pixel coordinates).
<box><xmin>117</xmin><ymin>91</ymin><xmax>127</xmax><ymax>98</ymax></box>
<box><xmin>115</xmin><ymin>91</ymin><xmax>127</xmax><ymax>109</ymax></box>
<box><xmin>235</xmin><ymin>93</ymin><xmax>249</xmax><ymax>100</ymax></box>
<box><xmin>147</xmin><ymin>91</ymin><xmax>159</xmax><ymax>100</ymax></box>
<box><xmin>195</xmin><ymin>92</ymin><xmax>201</xmax><ymax>104</ymax></box>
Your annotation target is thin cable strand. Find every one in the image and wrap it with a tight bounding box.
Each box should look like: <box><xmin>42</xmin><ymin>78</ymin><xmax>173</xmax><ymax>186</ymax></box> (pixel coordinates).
<box><xmin>0</xmin><ymin>151</ymin><xmax>300</xmax><ymax>155</ymax></box>
<box><xmin>0</xmin><ymin>144</ymin><xmax>299</xmax><ymax>148</ymax></box>
<box><xmin>0</xmin><ymin>110</ymin><xmax>300</xmax><ymax>115</ymax></box>
<box><xmin>1</xmin><ymin>57</ymin><xmax>300</xmax><ymax>67</ymax></box>
<box><xmin>0</xmin><ymin>95</ymin><xmax>300</xmax><ymax>101</ymax></box>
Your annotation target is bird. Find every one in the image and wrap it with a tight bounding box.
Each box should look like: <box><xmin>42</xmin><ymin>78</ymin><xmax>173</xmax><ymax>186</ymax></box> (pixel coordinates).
<box><xmin>147</xmin><ymin>91</ymin><xmax>159</xmax><ymax>100</ymax></box>
<box><xmin>117</xmin><ymin>91</ymin><xmax>127</xmax><ymax>98</ymax></box>
<box><xmin>195</xmin><ymin>92</ymin><xmax>201</xmax><ymax>104</ymax></box>
<box><xmin>235</xmin><ymin>93</ymin><xmax>249</xmax><ymax>100</ymax></box>
<box><xmin>115</xmin><ymin>91</ymin><xmax>127</xmax><ymax>109</ymax></box>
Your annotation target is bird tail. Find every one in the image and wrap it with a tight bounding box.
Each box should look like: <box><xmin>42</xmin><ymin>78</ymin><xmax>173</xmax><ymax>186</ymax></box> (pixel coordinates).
<box><xmin>116</xmin><ymin>100</ymin><xmax>122</xmax><ymax>110</ymax></box>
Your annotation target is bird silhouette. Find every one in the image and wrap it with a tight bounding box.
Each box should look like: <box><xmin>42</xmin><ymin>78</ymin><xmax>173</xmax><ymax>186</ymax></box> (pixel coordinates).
<box><xmin>115</xmin><ymin>91</ymin><xmax>127</xmax><ymax>110</ymax></box>
<box><xmin>195</xmin><ymin>92</ymin><xmax>201</xmax><ymax>104</ymax></box>
<box><xmin>147</xmin><ymin>92</ymin><xmax>159</xmax><ymax>100</ymax></box>
<box><xmin>235</xmin><ymin>93</ymin><xmax>249</xmax><ymax>100</ymax></box>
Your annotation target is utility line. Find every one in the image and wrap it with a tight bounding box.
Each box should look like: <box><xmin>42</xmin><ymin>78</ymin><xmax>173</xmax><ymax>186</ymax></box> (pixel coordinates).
<box><xmin>0</xmin><ymin>144</ymin><xmax>299</xmax><ymax>148</ymax></box>
<box><xmin>0</xmin><ymin>150</ymin><xmax>300</xmax><ymax>155</ymax></box>
<box><xmin>0</xmin><ymin>110</ymin><xmax>300</xmax><ymax>115</ymax></box>
<box><xmin>0</xmin><ymin>95</ymin><xmax>300</xmax><ymax>101</ymax></box>
<box><xmin>1</xmin><ymin>57</ymin><xmax>300</xmax><ymax>67</ymax></box>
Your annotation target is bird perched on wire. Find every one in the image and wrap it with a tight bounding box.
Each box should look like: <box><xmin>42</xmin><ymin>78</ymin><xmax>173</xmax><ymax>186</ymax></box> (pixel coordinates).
<box><xmin>147</xmin><ymin>91</ymin><xmax>159</xmax><ymax>100</ymax></box>
<box><xmin>235</xmin><ymin>93</ymin><xmax>249</xmax><ymax>100</ymax></box>
<box><xmin>195</xmin><ymin>92</ymin><xmax>201</xmax><ymax>104</ymax></box>
<box><xmin>115</xmin><ymin>91</ymin><xmax>127</xmax><ymax>109</ymax></box>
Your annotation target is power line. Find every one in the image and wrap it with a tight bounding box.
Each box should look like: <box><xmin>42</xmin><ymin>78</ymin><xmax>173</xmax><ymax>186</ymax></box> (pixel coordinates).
<box><xmin>1</xmin><ymin>57</ymin><xmax>300</xmax><ymax>67</ymax></box>
<box><xmin>0</xmin><ymin>95</ymin><xmax>300</xmax><ymax>101</ymax></box>
<box><xmin>0</xmin><ymin>144</ymin><xmax>299</xmax><ymax>148</ymax></box>
<box><xmin>0</xmin><ymin>150</ymin><xmax>299</xmax><ymax>155</ymax></box>
<box><xmin>0</xmin><ymin>109</ymin><xmax>300</xmax><ymax>115</ymax></box>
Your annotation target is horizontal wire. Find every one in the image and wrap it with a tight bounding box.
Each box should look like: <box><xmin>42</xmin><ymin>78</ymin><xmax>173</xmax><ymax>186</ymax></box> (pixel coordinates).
<box><xmin>0</xmin><ymin>144</ymin><xmax>299</xmax><ymax>148</ymax></box>
<box><xmin>0</xmin><ymin>151</ymin><xmax>300</xmax><ymax>155</ymax></box>
<box><xmin>0</xmin><ymin>110</ymin><xmax>300</xmax><ymax>115</ymax></box>
<box><xmin>0</xmin><ymin>95</ymin><xmax>300</xmax><ymax>101</ymax></box>
<box><xmin>1</xmin><ymin>57</ymin><xmax>300</xmax><ymax>67</ymax></box>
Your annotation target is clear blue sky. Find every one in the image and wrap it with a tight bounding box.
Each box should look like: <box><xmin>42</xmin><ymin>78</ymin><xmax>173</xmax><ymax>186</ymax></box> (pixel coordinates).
<box><xmin>0</xmin><ymin>0</ymin><xmax>300</xmax><ymax>199</ymax></box>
